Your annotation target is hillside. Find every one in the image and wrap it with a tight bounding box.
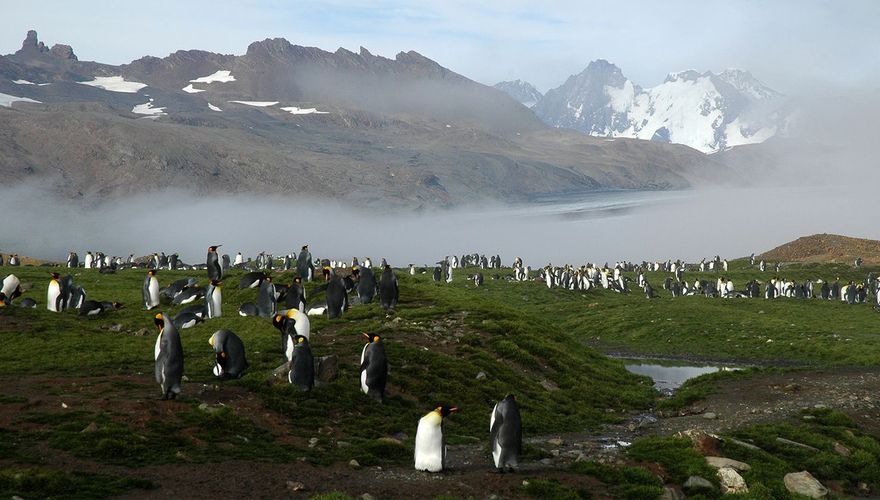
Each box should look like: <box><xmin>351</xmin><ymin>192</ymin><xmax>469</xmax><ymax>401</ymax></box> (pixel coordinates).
<box><xmin>759</xmin><ymin>233</ymin><xmax>880</xmax><ymax>265</ymax></box>
<box><xmin>0</xmin><ymin>31</ymin><xmax>738</xmax><ymax>208</ymax></box>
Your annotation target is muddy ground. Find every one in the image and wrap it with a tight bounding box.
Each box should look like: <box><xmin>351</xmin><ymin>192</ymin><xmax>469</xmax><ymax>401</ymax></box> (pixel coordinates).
<box><xmin>3</xmin><ymin>367</ymin><xmax>880</xmax><ymax>499</ymax></box>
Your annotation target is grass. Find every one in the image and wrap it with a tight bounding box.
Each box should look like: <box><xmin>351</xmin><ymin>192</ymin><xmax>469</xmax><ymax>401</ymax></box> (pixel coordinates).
<box><xmin>3</xmin><ymin>259</ymin><xmax>880</xmax><ymax>495</ymax></box>
<box><xmin>0</xmin><ymin>468</ymin><xmax>153</xmax><ymax>499</ymax></box>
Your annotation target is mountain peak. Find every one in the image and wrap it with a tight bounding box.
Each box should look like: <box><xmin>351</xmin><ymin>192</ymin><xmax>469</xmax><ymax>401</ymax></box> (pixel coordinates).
<box><xmin>493</xmin><ymin>80</ymin><xmax>543</xmax><ymax>107</ymax></box>
<box><xmin>13</xmin><ymin>30</ymin><xmax>77</xmax><ymax>61</ymax></box>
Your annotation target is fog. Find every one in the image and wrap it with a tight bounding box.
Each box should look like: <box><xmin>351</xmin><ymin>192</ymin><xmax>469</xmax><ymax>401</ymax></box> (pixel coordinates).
<box><xmin>1</xmin><ymin>182</ymin><xmax>878</xmax><ymax>268</ymax></box>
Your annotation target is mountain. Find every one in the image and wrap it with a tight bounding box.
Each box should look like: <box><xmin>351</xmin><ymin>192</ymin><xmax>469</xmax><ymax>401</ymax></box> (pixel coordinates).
<box><xmin>533</xmin><ymin>59</ymin><xmax>788</xmax><ymax>154</ymax></box>
<box><xmin>493</xmin><ymin>80</ymin><xmax>542</xmax><ymax>107</ymax></box>
<box><xmin>0</xmin><ymin>32</ymin><xmax>737</xmax><ymax>208</ymax></box>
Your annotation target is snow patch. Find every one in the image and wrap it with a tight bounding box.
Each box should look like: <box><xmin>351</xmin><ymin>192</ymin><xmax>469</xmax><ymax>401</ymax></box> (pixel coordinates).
<box><xmin>13</xmin><ymin>79</ymin><xmax>34</xmax><ymax>85</ymax></box>
<box><xmin>132</xmin><ymin>101</ymin><xmax>166</xmax><ymax>117</ymax></box>
<box><xmin>208</xmin><ymin>103</ymin><xmax>222</xmax><ymax>112</ymax></box>
<box><xmin>229</xmin><ymin>101</ymin><xmax>278</xmax><ymax>107</ymax></box>
<box><xmin>182</xmin><ymin>84</ymin><xmax>205</xmax><ymax>94</ymax></box>
<box><xmin>78</xmin><ymin>76</ymin><xmax>147</xmax><ymax>93</ymax></box>
<box><xmin>0</xmin><ymin>93</ymin><xmax>41</xmax><ymax>107</ymax></box>
<box><xmin>190</xmin><ymin>70</ymin><xmax>236</xmax><ymax>84</ymax></box>
<box><xmin>280</xmin><ymin>106</ymin><xmax>329</xmax><ymax>115</ymax></box>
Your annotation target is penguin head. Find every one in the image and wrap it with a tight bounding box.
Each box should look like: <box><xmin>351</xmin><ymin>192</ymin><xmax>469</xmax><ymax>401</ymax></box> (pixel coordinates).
<box><xmin>211</xmin><ymin>280</ymin><xmax>223</xmax><ymax>287</ymax></box>
<box><xmin>272</xmin><ymin>314</ymin><xmax>286</xmax><ymax>331</ymax></box>
<box><xmin>154</xmin><ymin>313</ymin><xmax>165</xmax><ymax>331</ymax></box>
<box><xmin>208</xmin><ymin>245</ymin><xmax>222</xmax><ymax>252</ymax></box>
<box><xmin>362</xmin><ymin>332</ymin><xmax>381</xmax><ymax>343</ymax></box>
<box><xmin>294</xmin><ymin>334</ymin><xmax>309</xmax><ymax>345</ymax></box>
<box><xmin>294</xmin><ymin>276</ymin><xmax>302</xmax><ymax>284</ymax></box>
<box><xmin>0</xmin><ymin>293</ymin><xmax>7</xmax><ymax>307</ymax></box>
<box><xmin>112</xmin><ymin>302</ymin><xmax>123</xmax><ymax>310</ymax></box>
<box><xmin>148</xmin><ymin>269</ymin><xmax>157</xmax><ymax>276</ymax></box>
<box><xmin>435</xmin><ymin>405</ymin><xmax>458</xmax><ymax>418</ymax></box>
<box><xmin>50</xmin><ymin>272</ymin><xmax>60</xmax><ymax>280</ymax></box>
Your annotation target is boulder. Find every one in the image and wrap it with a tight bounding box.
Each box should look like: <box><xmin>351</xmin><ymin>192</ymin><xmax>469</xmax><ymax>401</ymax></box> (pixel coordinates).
<box><xmin>717</xmin><ymin>467</ymin><xmax>748</xmax><ymax>494</ymax></box>
<box><xmin>659</xmin><ymin>486</ymin><xmax>685</xmax><ymax>500</ymax></box>
<box><xmin>832</xmin><ymin>442</ymin><xmax>851</xmax><ymax>457</ymax></box>
<box><xmin>783</xmin><ymin>471</ymin><xmax>828</xmax><ymax>499</ymax></box>
<box><xmin>705</xmin><ymin>456</ymin><xmax>751</xmax><ymax>471</ymax></box>
<box><xmin>677</xmin><ymin>429</ymin><xmax>721</xmax><ymax>455</ymax></box>
<box><xmin>683</xmin><ymin>476</ymin><xmax>715</xmax><ymax>493</ymax></box>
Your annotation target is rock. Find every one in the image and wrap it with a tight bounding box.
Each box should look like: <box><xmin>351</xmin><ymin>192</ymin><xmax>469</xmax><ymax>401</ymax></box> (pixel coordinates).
<box><xmin>702</xmin><ymin>412</ymin><xmax>717</xmax><ymax>419</ymax></box>
<box><xmin>133</xmin><ymin>328</ymin><xmax>151</xmax><ymax>337</ymax></box>
<box><xmin>717</xmin><ymin>467</ymin><xmax>748</xmax><ymax>494</ymax></box>
<box><xmin>832</xmin><ymin>442</ymin><xmax>851</xmax><ymax>457</ymax></box>
<box><xmin>784</xmin><ymin>471</ymin><xmax>828</xmax><ymax>498</ymax></box>
<box><xmin>81</xmin><ymin>422</ymin><xmax>98</xmax><ymax>433</ymax></box>
<box><xmin>286</xmin><ymin>481</ymin><xmax>306</xmax><ymax>492</ymax></box>
<box><xmin>659</xmin><ymin>486</ymin><xmax>685</xmax><ymax>500</ymax></box>
<box><xmin>377</xmin><ymin>437</ymin><xmax>402</xmax><ymax>446</ymax></box>
<box><xmin>677</xmin><ymin>429</ymin><xmax>721</xmax><ymax>455</ymax></box>
<box><xmin>475</xmin><ymin>371</ymin><xmax>487</xmax><ymax>380</ymax></box>
<box><xmin>705</xmin><ymin>456</ymin><xmax>751</xmax><ymax>471</ymax></box>
<box><xmin>336</xmin><ymin>441</ymin><xmax>351</xmax><ymax>448</ymax></box>
<box><xmin>547</xmin><ymin>437</ymin><xmax>564</xmax><ymax>446</ymax></box>
<box><xmin>361</xmin><ymin>494</ymin><xmax>375</xmax><ymax>500</ymax></box>
<box><xmin>315</xmin><ymin>355</ymin><xmax>339</xmax><ymax>384</ymax></box>
<box><xmin>267</xmin><ymin>361</ymin><xmax>292</xmax><ymax>385</ymax></box>
<box><xmin>776</xmin><ymin>437</ymin><xmax>819</xmax><ymax>452</ymax></box>
<box><xmin>540</xmin><ymin>379</ymin><xmax>559</xmax><ymax>391</ymax></box>
<box><xmin>539</xmin><ymin>458</ymin><xmax>553</xmax><ymax>465</ymax></box>
<box><xmin>308</xmin><ymin>437</ymin><xmax>319</xmax><ymax>448</ymax></box>
<box><xmin>683</xmin><ymin>476</ymin><xmax>715</xmax><ymax>493</ymax></box>
<box><xmin>108</xmin><ymin>323</ymin><xmax>123</xmax><ymax>332</ymax></box>
<box><xmin>725</xmin><ymin>437</ymin><xmax>761</xmax><ymax>451</ymax></box>
<box><xmin>349</xmin><ymin>459</ymin><xmax>361</xmax><ymax>470</ymax></box>
<box><xmin>50</xmin><ymin>43</ymin><xmax>77</xmax><ymax>60</ymax></box>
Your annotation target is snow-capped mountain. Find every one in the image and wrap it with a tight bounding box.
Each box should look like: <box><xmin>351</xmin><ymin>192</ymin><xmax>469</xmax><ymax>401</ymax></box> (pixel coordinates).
<box><xmin>533</xmin><ymin>59</ymin><xmax>788</xmax><ymax>153</ymax></box>
<box><xmin>493</xmin><ymin>80</ymin><xmax>543</xmax><ymax>108</ymax></box>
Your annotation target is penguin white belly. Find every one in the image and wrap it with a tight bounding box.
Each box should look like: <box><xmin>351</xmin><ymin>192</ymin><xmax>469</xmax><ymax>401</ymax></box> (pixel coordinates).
<box><xmin>148</xmin><ymin>278</ymin><xmax>160</xmax><ymax>307</ymax></box>
<box><xmin>490</xmin><ymin>403</ymin><xmax>502</xmax><ymax>467</ymax></box>
<box><xmin>154</xmin><ymin>332</ymin><xmax>163</xmax><ymax>360</ymax></box>
<box><xmin>414</xmin><ymin>415</ymin><xmax>445</xmax><ymax>472</ymax></box>
<box><xmin>284</xmin><ymin>336</ymin><xmax>294</xmax><ymax>363</ymax></box>
<box><xmin>360</xmin><ymin>345</ymin><xmax>369</xmax><ymax>394</ymax></box>
<box><xmin>47</xmin><ymin>281</ymin><xmax>61</xmax><ymax>312</ymax></box>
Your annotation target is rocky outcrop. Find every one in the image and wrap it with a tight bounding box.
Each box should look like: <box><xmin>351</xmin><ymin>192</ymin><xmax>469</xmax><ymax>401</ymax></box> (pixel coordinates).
<box><xmin>783</xmin><ymin>471</ymin><xmax>828</xmax><ymax>499</ymax></box>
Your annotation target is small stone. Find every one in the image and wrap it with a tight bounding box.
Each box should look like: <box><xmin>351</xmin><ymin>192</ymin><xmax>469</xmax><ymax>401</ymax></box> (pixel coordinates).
<box><xmin>377</xmin><ymin>437</ymin><xmax>402</xmax><ymax>446</ymax></box>
<box><xmin>550</xmin><ymin>449</ymin><xmax>560</xmax><ymax>457</ymax></box>
<box><xmin>725</xmin><ymin>437</ymin><xmax>761</xmax><ymax>451</ymax></box>
<box><xmin>833</xmin><ymin>442</ymin><xmax>851</xmax><ymax>457</ymax></box>
<box><xmin>286</xmin><ymin>481</ymin><xmax>306</xmax><ymax>492</ymax></box>
<box><xmin>705</xmin><ymin>456</ymin><xmax>751</xmax><ymax>471</ymax></box>
<box><xmin>776</xmin><ymin>437</ymin><xmax>819</xmax><ymax>452</ymax></box>
<box><xmin>702</xmin><ymin>412</ymin><xmax>717</xmax><ymax>420</ymax></box>
<box><xmin>349</xmin><ymin>459</ymin><xmax>361</xmax><ymax>470</ymax></box>
<box><xmin>547</xmin><ymin>438</ymin><xmax>563</xmax><ymax>446</ymax></box>
<box><xmin>361</xmin><ymin>494</ymin><xmax>375</xmax><ymax>500</ymax></box>
<box><xmin>81</xmin><ymin>422</ymin><xmax>98</xmax><ymax>433</ymax></box>
<box><xmin>337</xmin><ymin>441</ymin><xmax>351</xmax><ymax>448</ymax></box>
<box><xmin>475</xmin><ymin>371</ymin><xmax>487</xmax><ymax>380</ymax></box>
<box><xmin>308</xmin><ymin>437</ymin><xmax>319</xmax><ymax>448</ymax></box>
<box><xmin>61</xmin><ymin>402</ymin><xmax>68</xmax><ymax>408</ymax></box>
<box><xmin>718</xmin><ymin>467</ymin><xmax>748</xmax><ymax>494</ymax></box>
<box><xmin>683</xmin><ymin>476</ymin><xmax>715</xmax><ymax>492</ymax></box>
<box><xmin>133</xmin><ymin>328</ymin><xmax>150</xmax><ymax>336</ymax></box>
<box><xmin>539</xmin><ymin>458</ymin><xmax>553</xmax><ymax>465</ymax></box>
<box><xmin>175</xmin><ymin>451</ymin><xmax>188</xmax><ymax>461</ymax></box>
<box><xmin>783</xmin><ymin>471</ymin><xmax>828</xmax><ymax>498</ymax></box>
<box><xmin>109</xmin><ymin>323</ymin><xmax>123</xmax><ymax>332</ymax></box>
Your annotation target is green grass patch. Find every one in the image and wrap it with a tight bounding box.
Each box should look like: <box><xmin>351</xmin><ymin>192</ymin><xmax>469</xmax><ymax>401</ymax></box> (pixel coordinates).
<box><xmin>0</xmin><ymin>468</ymin><xmax>153</xmax><ymax>499</ymax></box>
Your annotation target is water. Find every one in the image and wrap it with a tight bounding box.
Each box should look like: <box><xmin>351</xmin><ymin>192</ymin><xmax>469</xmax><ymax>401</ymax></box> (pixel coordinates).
<box><xmin>623</xmin><ymin>362</ymin><xmax>738</xmax><ymax>393</ymax></box>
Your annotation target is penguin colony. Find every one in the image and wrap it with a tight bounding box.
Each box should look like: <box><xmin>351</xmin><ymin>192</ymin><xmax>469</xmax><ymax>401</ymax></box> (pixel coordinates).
<box><xmin>3</xmin><ymin>247</ymin><xmax>877</xmax><ymax>474</ymax></box>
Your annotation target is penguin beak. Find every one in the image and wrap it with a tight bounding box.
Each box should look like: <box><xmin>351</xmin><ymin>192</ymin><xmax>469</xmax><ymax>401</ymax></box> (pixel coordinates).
<box><xmin>449</xmin><ymin>407</ymin><xmax>459</xmax><ymax>413</ymax></box>
<box><xmin>362</xmin><ymin>332</ymin><xmax>371</xmax><ymax>340</ymax></box>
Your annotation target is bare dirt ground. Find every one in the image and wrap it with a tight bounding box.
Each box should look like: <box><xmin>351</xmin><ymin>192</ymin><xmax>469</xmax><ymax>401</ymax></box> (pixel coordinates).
<box><xmin>3</xmin><ymin>367</ymin><xmax>880</xmax><ymax>498</ymax></box>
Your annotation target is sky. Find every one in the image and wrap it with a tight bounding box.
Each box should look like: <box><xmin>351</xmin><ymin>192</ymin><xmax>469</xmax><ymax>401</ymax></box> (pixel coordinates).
<box><xmin>2</xmin><ymin>0</ymin><xmax>878</xmax><ymax>93</ymax></box>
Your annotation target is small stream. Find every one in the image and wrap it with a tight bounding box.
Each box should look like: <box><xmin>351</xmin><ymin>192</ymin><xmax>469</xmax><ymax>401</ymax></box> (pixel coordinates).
<box><xmin>622</xmin><ymin>361</ymin><xmax>741</xmax><ymax>395</ymax></box>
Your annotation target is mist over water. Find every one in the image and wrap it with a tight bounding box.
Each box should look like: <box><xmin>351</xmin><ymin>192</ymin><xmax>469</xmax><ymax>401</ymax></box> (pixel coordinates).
<box><xmin>1</xmin><ymin>183</ymin><xmax>877</xmax><ymax>267</ymax></box>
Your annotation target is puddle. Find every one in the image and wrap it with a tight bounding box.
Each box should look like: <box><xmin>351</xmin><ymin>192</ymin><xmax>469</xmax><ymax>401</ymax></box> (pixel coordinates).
<box><xmin>623</xmin><ymin>362</ymin><xmax>739</xmax><ymax>394</ymax></box>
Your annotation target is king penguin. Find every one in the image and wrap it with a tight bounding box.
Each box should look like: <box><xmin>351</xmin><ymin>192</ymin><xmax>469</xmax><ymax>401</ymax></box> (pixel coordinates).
<box><xmin>414</xmin><ymin>405</ymin><xmax>458</xmax><ymax>472</ymax></box>
<box><xmin>256</xmin><ymin>276</ymin><xmax>276</xmax><ymax>318</ymax></box>
<box><xmin>209</xmin><ymin>329</ymin><xmax>248</xmax><ymax>379</ymax></box>
<box><xmin>490</xmin><ymin>394</ymin><xmax>522</xmax><ymax>472</ymax></box>
<box><xmin>206</xmin><ymin>280</ymin><xmax>222</xmax><ymax>319</ymax></box>
<box><xmin>325</xmin><ymin>270</ymin><xmax>348</xmax><ymax>319</ymax></box>
<box><xmin>379</xmin><ymin>265</ymin><xmax>399</xmax><ymax>311</ymax></box>
<box><xmin>47</xmin><ymin>272</ymin><xmax>62</xmax><ymax>312</ymax></box>
<box><xmin>154</xmin><ymin>313</ymin><xmax>184</xmax><ymax>400</ymax></box>
<box><xmin>143</xmin><ymin>270</ymin><xmax>160</xmax><ymax>310</ymax></box>
<box><xmin>288</xmin><ymin>335</ymin><xmax>315</xmax><ymax>392</ymax></box>
<box><xmin>207</xmin><ymin>245</ymin><xmax>222</xmax><ymax>281</ymax></box>
<box><xmin>360</xmin><ymin>333</ymin><xmax>388</xmax><ymax>402</ymax></box>
<box><xmin>356</xmin><ymin>266</ymin><xmax>377</xmax><ymax>304</ymax></box>
<box><xmin>285</xmin><ymin>276</ymin><xmax>306</xmax><ymax>312</ymax></box>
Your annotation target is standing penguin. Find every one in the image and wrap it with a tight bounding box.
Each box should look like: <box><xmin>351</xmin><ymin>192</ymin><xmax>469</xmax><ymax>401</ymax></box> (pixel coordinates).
<box><xmin>490</xmin><ymin>394</ymin><xmax>522</xmax><ymax>472</ymax></box>
<box><xmin>296</xmin><ymin>245</ymin><xmax>314</xmax><ymax>282</ymax></box>
<box><xmin>207</xmin><ymin>245</ymin><xmax>222</xmax><ymax>281</ymax></box>
<box><xmin>360</xmin><ymin>333</ymin><xmax>388</xmax><ymax>402</ymax></box>
<box><xmin>47</xmin><ymin>272</ymin><xmax>62</xmax><ymax>312</ymax></box>
<box><xmin>256</xmin><ymin>276</ymin><xmax>276</xmax><ymax>318</ymax></box>
<box><xmin>356</xmin><ymin>266</ymin><xmax>378</xmax><ymax>304</ymax></box>
<box><xmin>288</xmin><ymin>335</ymin><xmax>315</xmax><ymax>391</ymax></box>
<box><xmin>379</xmin><ymin>265</ymin><xmax>399</xmax><ymax>311</ymax></box>
<box><xmin>84</xmin><ymin>252</ymin><xmax>94</xmax><ymax>269</ymax></box>
<box><xmin>415</xmin><ymin>405</ymin><xmax>458</xmax><ymax>472</ymax></box>
<box><xmin>67</xmin><ymin>252</ymin><xmax>79</xmax><ymax>268</ymax></box>
<box><xmin>325</xmin><ymin>271</ymin><xmax>348</xmax><ymax>319</ymax></box>
<box><xmin>206</xmin><ymin>280</ymin><xmax>222</xmax><ymax>319</ymax></box>
<box><xmin>143</xmin><ymin>270</ymin><xmax>160</xmax><ymax>310</ymax></box>
<box><xmin>154</xmin><ymin>313</ymin><xmax>184</xmax><ymax>400</ymax></box>
<box><xmin>285</xmin><ymin>276</ymin><xmax>306</xmax><ymax>312</ymax></box>
<box><xmin>209</xmin><ymin>329</ymin><xmax>248</xmax><ymax>379</ymax></box>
